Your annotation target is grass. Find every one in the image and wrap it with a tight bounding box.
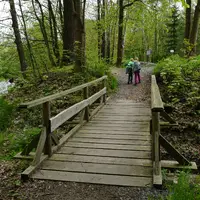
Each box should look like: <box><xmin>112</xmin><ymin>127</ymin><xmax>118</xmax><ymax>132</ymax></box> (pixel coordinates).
<box><xmin>148</xmin><ymin>171</ymin><xmax>200</xmax><ymax>200</ymax></box>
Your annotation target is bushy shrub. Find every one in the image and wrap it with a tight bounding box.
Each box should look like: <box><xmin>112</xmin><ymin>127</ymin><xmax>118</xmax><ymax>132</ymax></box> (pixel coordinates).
<box><xmin>154</xmin><ymin>55</ymin><xmax>200</xmax><ymax>105</ymax></box>
<box><xmin>166</xmin><ymin>172</ymin><xmax>200</xmax><ymax>200</ymax></box>
<box><xmin>0</xmin><ymin>97</ymin><xmax>14</xmax><ymax>131</ymax></box>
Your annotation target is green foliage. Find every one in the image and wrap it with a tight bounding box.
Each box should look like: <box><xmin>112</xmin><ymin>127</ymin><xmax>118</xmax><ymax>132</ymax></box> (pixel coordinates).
<box><xmin>0</xmin><ymin>97</ymin><xmax>14</xmax><ymax>131</ymax></box>
<box><xmin>0</xmin><ymin>127</ymin><xmax>40</xmax><ymax>160</ymax></box>
<box><xmin>166</xmin><ymin>172</ymin><xmax>200</xmax><ymax>200</ymax></box>
<box><xmin>0</xmin><ymin>45</ymin><xmax>21</xmax><ymax>79</ymax></box>
<box><xmin>154</xmin><ymin>55</ymin><xmax>200</xmax><ymax>107</ymax></box>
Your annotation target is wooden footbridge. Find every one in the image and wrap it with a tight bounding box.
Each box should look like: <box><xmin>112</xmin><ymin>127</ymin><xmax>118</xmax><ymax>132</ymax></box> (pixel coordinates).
<box><xmin>16</xmin><ymin>75</ymin><xmax>197</xmax><ymax>187</ymax></box>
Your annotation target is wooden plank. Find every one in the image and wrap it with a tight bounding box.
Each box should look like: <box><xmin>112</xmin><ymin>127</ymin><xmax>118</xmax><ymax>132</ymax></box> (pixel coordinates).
<box><xmin>50</xmin><ymin>100</ymin><xmax>88</xmax><ymax>132</ymax></box>
<box><xmin>51</xmin><ymin>133</ymin><xmax>59</xmax><ymax>145</ymax></box>
<box><xmin>105</xmin><ymin>103</ymin><xmax>149</xmax><ymax>106</ymax></box>
<box><xmin>32</xmin><ymin>128</ymin><xmax>47</xmax><ymax>166</ymax></box>
<box><xmin>87</xmin><ymin>87</ymin><xmax>106</xmax><ymax>105</ymax></box>
<box><xmin>68</xmin><ymin>138</ymin><xmax>151</xmax><ymax>146</ymax></box>
<box><xmin>50</xmin><ymin>154</ymin><xmax>153</xmax><ymax>166</ymax></box>
<box><xmin>84</xmin><ymin>123</ymin><xmax>149</xmax><ymax>129</ymax></box>
<box><xmin>103</xmin><ymin>78</ymin><xmax>106</xmax><ymax>104</ymax></box>
<box><xmin>41</xmin><ymin>161</ymin><xmax>152</xmax><ymax>177</ymax></box>
<box><xmin>98</xmin><ymin>112</ymin><xmax>151</xmax><ymax>116</ymax></box>
<box><xmin>97</xmin><ymin>113</ymin><xmax>151</xmax><ymax>117</ymax></box>
<box><xmin>151</xmin><ymin>75</ymin><xmax>164</xmax><ymax>111</ymax></box>
<box><xmin>160</xmin><ymin>111</ymin><xmax>176</xmax><ymax>124</ymax></box>
<box><xmin>75</xmin><ymin>133</ymin><xmax>151</xmax><ymax>141</ymax></box>
<box><xmin>152</xmin><ymin>111</ymin><xmax>160</xmax><ymax>175</ymax></box>
<box><xmin>43</xmin><ymin>102</ymin><xmax>52</xmax><ymax>156</ymax></box>
<box><xmin>52</xmin><ymin>122</ymin><xmax>86</xmax><ymax>153</ymax></box>
<box><xmin>89</xmin><ymin>104</ymin><xmax>104</xmax><ymax>120</ymax></box>
<box><xmin>14</xmin><ymin>152</ymin><xmax>35</xmax><ymax>160</ymax></box>
<box><xmin>90</xmin><ymin>120</ymin><xmax>149</xmax><ymax>125</ymax></box>
<box><xmin>159</xmin><ymin>134</ymin><xmax>190</xmax><ymax>165</ymax></box>
<box><xmin>77</xmin><ymin>129</ymin><xmax>150</xmax><ymax>135</ymax></box>
<box><xmin>19</xmin><ymin>76</ymin><xmax>107</xmax><ymax>108</ymax></box>
<box><xmin>50</xmin><ymin>88</ymin><xmax>106</xmax><ymax>132</ymax></box>
<box><xmin>32</xmin><ymin>170</ymin><xmax>152</xmax><ymax>187</ymax></box>
<box><xmin>21</xmin><ymin>155</ymin><xmax>48</xmax><ymax>181</ymax></box>
<box><xmin>160</xmin><ymin>122</ymin><xmax>178</xmax><ymax>127</ymax></box>
<box><xmin>161</xmin><ymin>160</ymin><xmax>197</xmax><ymax>170</ymax></box>
<box><xmin>83</xmin><ymin>86</ymin><xmax>89</xmax><ymax>121</ymax></box>
<box><xmin>57</xmin><ymin>147</ymin><xmax>151</xmax><ymax>159</ymax></box>
<box><xmin>115</xmin><ymin>100</ymin><xmax>150</xmax><ymax>104</ymax></box>
<box><xmin>64</xmin><ymin>142</ymin><xmax>151</xmax><ymax>151</ymax></box>
<box><xmin>94</xmin><ymin>116</ymin><xmax>150</xmax><ymax>121</ymax></box>
<box><xmin>100</xmin><ymin>107</ymin><xmax>150</xmax><ymax>111</ymax></box>
<box><xmin>153</xmin><ymin>161</ymin><xmax>162</xmax><ymax>187</ymax></box>
<box><xmin>81</xmin><ymin>126</ymin><xmax>149</xmax><ymax>132</ymax></box>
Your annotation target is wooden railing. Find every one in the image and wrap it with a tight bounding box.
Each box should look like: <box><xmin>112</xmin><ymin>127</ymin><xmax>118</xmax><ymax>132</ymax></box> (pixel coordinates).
<box><xmin>17</xmin><ymin>76</ymin><xmax>107</xmax><ymax>179</ymax></box>
<box><xmin>151</xmin><ymin>75</ymin><xmax>191</xmax><ymax>187</ymax></box>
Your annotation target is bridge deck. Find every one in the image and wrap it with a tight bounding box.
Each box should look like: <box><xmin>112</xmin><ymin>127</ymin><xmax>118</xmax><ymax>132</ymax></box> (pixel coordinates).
<box><xmin>32</xmin><ymin>100</ymin><xmax>153</xmax><ymax>187</ymax></box>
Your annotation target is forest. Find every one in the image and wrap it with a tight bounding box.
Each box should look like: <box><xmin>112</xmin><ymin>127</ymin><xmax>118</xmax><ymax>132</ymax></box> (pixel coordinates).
<box><xmin>0</xmin><ymin>0</ymin><xmax>200</xmax><ymax>199</ymax></box>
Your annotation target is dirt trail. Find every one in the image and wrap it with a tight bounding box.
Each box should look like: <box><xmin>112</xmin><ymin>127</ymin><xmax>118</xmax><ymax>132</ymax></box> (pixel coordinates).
<box><xmin>110</xmin><ymin>66</ymin><xmax>152</xmax><ymax>104</ymax></box>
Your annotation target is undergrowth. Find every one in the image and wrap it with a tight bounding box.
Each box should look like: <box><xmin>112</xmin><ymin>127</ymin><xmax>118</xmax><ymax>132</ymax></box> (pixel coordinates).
<box><xmin>154</xmin><ymin>55</ymin><xmax>200</xmax><ymax>113</ymax></box>
<box><xmin>149</xmin><ymin>171</ymin><xmax>200</xmax><ymax>200</ymax></box>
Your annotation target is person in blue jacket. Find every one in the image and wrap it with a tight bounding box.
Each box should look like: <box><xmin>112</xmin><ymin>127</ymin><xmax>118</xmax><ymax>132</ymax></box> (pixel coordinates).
<box><xmin>126</xmin><ymin>58</ymin><xmax>134</xmax><ymax>84</ymax></box>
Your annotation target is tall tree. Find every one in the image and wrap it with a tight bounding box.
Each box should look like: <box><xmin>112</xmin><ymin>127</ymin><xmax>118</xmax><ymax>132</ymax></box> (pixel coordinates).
<box><xmin>116</xmin><ymin>0</ymin><xmax>124</xmax><ymax>67</ymax></box>
<box><xmin>189</xmin><ymin>0</ymin><xmax>200</xmax><ymax>56</ymax></box>
<box><xmin>166</xmin><ymin>5</ymin><xmax>179</xmax><ymax>54</ymax></box>
<box><xmin>9</xmin><ymin>0</ymin><xmax>27</xmax><ymax>74</ymax></box>
<box><xmin>74</xmin><ymin>0</ymin><xmax>86</xmax><ymax>72</ymax></box>
<box><xmin>101</xmin><ymin>0</ymin><xmax>106</xmax><ymax>59</ymax></box>
<box><xmin>19</xmin><ymin>0</ymin><xmax>38</xmax><ymax>77</ymax></box>
<box><xmin>185</xmin><ymin>0</ymin><xmax>191</xmax><ymax>39</ymax></box>
<box><xmin>48</xmin><ymin>0</ymin><xmax>60</xmax><ymax>64</ymax></box>
<box><xmin>33</xmin><ymin>0</ymin><xmax>56</xmax><ymax>66</ymax></box>
<box><xmin>116</xmin><ymin>0</ymin><xmax>137</xmax><ymax>67</ymax></box>
<box><xmin>62</xmin><ymin>0</ymin><xmax>75</xmax><ymax>64</ymax></box>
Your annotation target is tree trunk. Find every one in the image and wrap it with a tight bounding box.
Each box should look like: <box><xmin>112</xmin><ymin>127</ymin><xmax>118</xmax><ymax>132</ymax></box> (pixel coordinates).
<box><xmin>9</xmin><ymin>0</ymin><xmax>27</xmax><ymax>74</ymax></box>
<box><xmin>48</xmin><ymin>0</ymin><xmax>60</xmax><ymax>64</ymax></box>
<box><xmin>97</xmin><ymin>0</ymin><xmax>101</xmax><ymax>60</ymax></box>
<box><xmin>185</xmin><ymin>0</ymin><xmax>191</xmax><ymax>39</ymax></box>
<box><xmin>19</xmin><ymin>0</ymin><xmax>39</xmax><ymax>77</ymax></box>
<box><xmin>58</xmin><ymin>0</ymin><xmax>64</xmax><ymax>38</ymax></box>
<box><xmin>74</xmin><ymin>0</ymin><xmax>85</xmax><ymax>72</ymax></box>
<box><xmin>106</xmin><ymin>27</ymin><xmax>111</xmax><ymax>63</ymax></box>
<box><xmin>189</xmin><ymin>0</ymin><xmax>200</xmax><ymax>56</ymax></box>
<box><xmin>116</xmin><ymin>0</ymin><xmax>124</xmax><ymax>67</ymax></box>
<box><xmin>101</xmin><ymin>0</ymin><xmax>106</xmax><ymax>59</ymax></box>
<box><xmin>62</xmin><ymin>0</ymin><xmax>75</xmax><ymax>64</ymax></box>
<box><xmin>33</xmin><ymin>0</ymin><xmax>56</xmax><ymax>67</ymax></box>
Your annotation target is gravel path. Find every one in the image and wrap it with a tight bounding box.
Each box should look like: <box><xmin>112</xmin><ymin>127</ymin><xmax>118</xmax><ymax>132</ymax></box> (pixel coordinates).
<box><xmin>1</xmin><ymin>65</ymin><xmax>168</xmax><ymax>200</ymax></box>
<box><xmin>110</xmin><ymin>66</ymin><xmax>152</xmax><ymax>104</ymax></box>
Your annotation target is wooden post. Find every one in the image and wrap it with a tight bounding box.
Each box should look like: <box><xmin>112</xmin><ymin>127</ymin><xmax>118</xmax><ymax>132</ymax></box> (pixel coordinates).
<box><xmin>43</xmin><ymin>101</ymin><xmax>52</xmax><ymax>156</ymax></box>
<box><xmin>103</xmin><ymin>78</ymin><xmax>106</xmax><ymax>104</ymax></box>
<box><xmin>152</xmin><ymin>111</ymin><xmax>160</xmax><ymax>175</ymax></box>
<box><xmin>83</xmin><ymin>86</ymin><xmax>89</xmax><ymax>121</ymax></box>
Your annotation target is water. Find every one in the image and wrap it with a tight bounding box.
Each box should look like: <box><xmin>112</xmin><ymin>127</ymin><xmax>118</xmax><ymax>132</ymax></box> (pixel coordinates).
<box><xmin>0</xmin><ymin>81</ymin><xmax>14</xmax><ymax>94</ymax></box>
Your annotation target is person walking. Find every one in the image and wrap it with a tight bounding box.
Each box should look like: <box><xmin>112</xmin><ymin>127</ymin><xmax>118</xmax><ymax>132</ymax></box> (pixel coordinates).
<box><xmin>126</xmin><ymin>58</ymin><xmax>134</xmax><ymax>84</ymax></box>
<box><xmin>133</xmin><ymin>57</ymin><xmax>141</xmax><ymax>86</ymax></box>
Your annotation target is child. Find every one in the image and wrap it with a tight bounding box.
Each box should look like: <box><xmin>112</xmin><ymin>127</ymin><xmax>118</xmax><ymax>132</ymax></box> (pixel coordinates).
<box><xmin>133</xmin><ymin>57</ymin><xmax>141</xmax><ymax>85</ymax></box>
<box><xmin>126</xmin><ymin>58</ymin><xmax>134</xmax><ymax>84</ymax></box>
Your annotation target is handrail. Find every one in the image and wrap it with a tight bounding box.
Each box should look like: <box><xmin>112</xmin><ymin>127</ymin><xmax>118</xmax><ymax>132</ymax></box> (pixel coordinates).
<box><xmin>151</xmin><ymin>75</ymin><xmax>164</xmax><ymax>111</ymax></box>
<box><xmin>18</xmin><ymin>75</ymin><xmax>108</xmax><ymax>177</ymax></box>
<box><xmin>151</xmin><ymin>75</ymin><xmax>191</xmax><ymax>186</ymax></box>
<box><xmin>19</xmin><ymin>75</ymin><xmax>107</xmax><ymax>108</ymax></box>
